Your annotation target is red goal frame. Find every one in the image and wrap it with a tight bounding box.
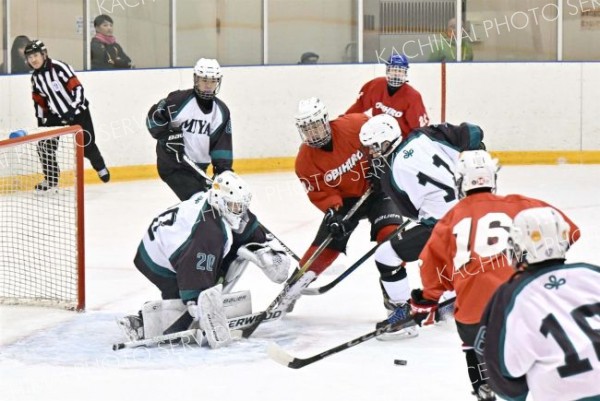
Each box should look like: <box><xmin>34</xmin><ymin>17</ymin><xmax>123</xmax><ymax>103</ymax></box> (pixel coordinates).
<box><xmin>0</xmin><ymin>126</ymin><xmax>85</xmax><ymax>310</ymax></box>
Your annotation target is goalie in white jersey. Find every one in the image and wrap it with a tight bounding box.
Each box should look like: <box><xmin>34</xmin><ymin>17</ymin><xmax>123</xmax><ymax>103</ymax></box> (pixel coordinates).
<box><xmin>119</xmin><ymin>172</ymin><xmax>292</xmax><ymax>348</ymax></box>
<box><xmin>478</xmin><ymin>207</ymin><xmax>599</xmax><ymax>401</ymax></box>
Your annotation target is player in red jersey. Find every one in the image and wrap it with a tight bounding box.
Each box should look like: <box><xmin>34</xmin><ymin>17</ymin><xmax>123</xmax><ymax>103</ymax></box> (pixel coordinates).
<box><xmin>285</xmin><ymin>98</ymin><xmax>411</xmax><ymax>334</ymax></box>
<box><xmin>411</xmin><ymin>150</ymin><xmax>580</xmax><ymax>400</ymax></box>
<box><xmin>346</xmin><ymin>54</ymin><xmax>429</xmax><ymax>138</ymax></box>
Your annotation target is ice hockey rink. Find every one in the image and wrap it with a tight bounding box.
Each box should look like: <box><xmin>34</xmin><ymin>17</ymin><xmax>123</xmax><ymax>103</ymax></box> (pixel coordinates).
<box><xmin>1</xmin><ymin>164</ymin><xmax>600</xmax><ymax>401</ymax></box>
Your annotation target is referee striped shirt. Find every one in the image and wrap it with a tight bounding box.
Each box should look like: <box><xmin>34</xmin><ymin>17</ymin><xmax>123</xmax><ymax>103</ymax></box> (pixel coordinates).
<box><xmin>31</xmin><ymin>58</ymin><xmax>88</xmax><ymax>120</ymax></box>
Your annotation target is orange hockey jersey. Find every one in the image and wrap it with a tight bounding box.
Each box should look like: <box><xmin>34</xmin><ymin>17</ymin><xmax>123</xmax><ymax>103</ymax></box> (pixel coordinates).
<box><xmin>419</xmin><ymin>192</ymin><xmax>580</xmax><ymax>324</ymax></box>
<box><xmin>295</xmin><ymin>113</ymin><xmax>370</xmax><ymax>212</ymax></box>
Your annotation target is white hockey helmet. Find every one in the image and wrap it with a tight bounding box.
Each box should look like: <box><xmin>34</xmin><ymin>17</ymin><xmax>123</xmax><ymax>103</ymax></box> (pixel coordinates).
<box><xmin>209</xmin><ymin>171</ymin><xmax>252</xmax><ymax>230</ymax></box>
<box><xmin>295</xmin><ymin>97</ymin><xmax>331</xmax><ymax>148</ymax></box>
<box><xmin>454</xmin><ymin>150</ymin><xmax>499</xmax><ymax>199</ymax></box>
<box><xmin>509</xmin><ymin>207</ymin><xmax>570</xmax><ymax>265</ymax></box>
<box><xmin>359</xmin><ymin>114</ymin><xmax>402</xmax><ymax>158</ymax></box>
<box><xmin>193</xmin><ymin>58</ymin><xmax>222</xmax><ymax>100</ymax></box>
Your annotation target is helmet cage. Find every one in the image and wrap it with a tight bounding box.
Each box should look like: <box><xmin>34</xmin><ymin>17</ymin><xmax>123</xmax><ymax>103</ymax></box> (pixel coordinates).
<box><xmin>209</xmin><ymin>172</ymin><xmax>252</xmax><ymax>230</ymax></box>
<box><xmin>386</xmin><ymin>65</ymin><xmax>408</xmax><ymax>87</ymax></box>
<box><xmin>295</xmin><ymin>98</ymin><xmax>331</xmax><ymax>148</ymax></box>
<box><xmin>193</xmin><ymin>58</ymin><xmax>222</xmax><ymax>100</ymax></box>
<box><xmin>194</xmin><ymin>75</ymin><xmax>222</xmax><ymax>100</ymax></box>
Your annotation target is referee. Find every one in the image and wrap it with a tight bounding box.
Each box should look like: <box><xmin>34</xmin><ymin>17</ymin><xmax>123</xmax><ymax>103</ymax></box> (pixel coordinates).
<box><xmin>25</xmin><ymin>39</ymin><xmax>110</xmax><ymax>191</ymax></box>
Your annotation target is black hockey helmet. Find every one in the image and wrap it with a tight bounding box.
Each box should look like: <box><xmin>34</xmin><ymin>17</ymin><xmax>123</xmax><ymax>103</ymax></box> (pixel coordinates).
<box><xmin>24</xmin><ymin>40</ymin><xmax>47</xmax><ymax>56</ymax></box>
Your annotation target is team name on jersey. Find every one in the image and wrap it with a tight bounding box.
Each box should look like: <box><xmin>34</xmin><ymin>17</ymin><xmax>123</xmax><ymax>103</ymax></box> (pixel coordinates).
<box><xmin>375</xmin><ymin>102</ymin><xmax>403</xmax><ymax>118</ymax></box>
<box><xmin>180</xmin><ymin>119</ymin><xmax>211</xmax><ymax>135</ymax></box>
<box><xmin>324</xmin><ymin>150</ymin><xmax>364</xmax><ymax>183</ymax></box>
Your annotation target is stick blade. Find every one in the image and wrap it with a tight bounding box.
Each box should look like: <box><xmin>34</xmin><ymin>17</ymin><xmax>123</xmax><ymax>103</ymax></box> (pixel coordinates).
<box><xmin>267</xmin><ymin>342</ymin><xmax>300</xmax><ymax>368</ymax></box>
<box><xmin>300</xmin><ymin>287</ymin><xmax>321</xmax><ymax>295</ymax></box>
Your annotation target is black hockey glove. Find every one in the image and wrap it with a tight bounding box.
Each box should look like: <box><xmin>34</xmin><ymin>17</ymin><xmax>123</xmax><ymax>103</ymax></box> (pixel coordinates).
<box><xmin>323</xmin><ymin>208</ymin><xmax>350</xmax><ymax>239</ymax></box>
<box><xmin>409</xmin><ymin>289</ymin><xmax>439</xmax><ymax>326</ymax></box>
<box><xmin>162</xmin><ymin>128</ymin><xmax>185</xmax><ymax>163</ymax></box>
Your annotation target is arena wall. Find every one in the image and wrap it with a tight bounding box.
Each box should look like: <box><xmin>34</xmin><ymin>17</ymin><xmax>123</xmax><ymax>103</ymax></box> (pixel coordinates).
<box><xmin>1</xmin><ymin>62</ymin><xmax>599</xmax><ymax>182</ymax></box>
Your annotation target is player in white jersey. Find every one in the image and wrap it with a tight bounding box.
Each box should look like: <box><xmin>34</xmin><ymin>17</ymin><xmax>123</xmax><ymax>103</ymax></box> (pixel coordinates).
<box><xmin>146</xmin><ymin>58</ymin><xmax>233</xmax><ymax>201</ymax></box>
<box><xmin>477</xmin><ymin>207</ymin><xmax>599</xmax><ymax>401</ymax></box>
<box><xmin>359</xmin><ymin>114</ymin><xmax>484</xmax><ymax>338</ymax></box>
<box><xmin>119</xmin><ymin>172</ymin><xmax>292</xmax><ymax>348</ymax></box>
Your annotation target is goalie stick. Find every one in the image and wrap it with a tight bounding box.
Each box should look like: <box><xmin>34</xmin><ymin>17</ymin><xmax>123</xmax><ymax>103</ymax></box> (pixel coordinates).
<box><xmin>240</xmin><ymin>187</ymin><xmax>374</xmax><ymax>339</ymax></box>
<box><xmin>267</xmin><ymin>297</ymin><xmax>456</xmax><ymax>369</ymax></box>
<box><xmin>182</xmin><ymin>154</ymin><xmax>300</xmax><ymax>261</ymax></box>
<box><xmin>301</xmin><ymin>219</ymin><xmax>412</xmax><ymax>296</ymax></box>
<box><xmin>113</xmin><ymin>307</ymin><xmax>286</xmax><ymax>351</ymax></box>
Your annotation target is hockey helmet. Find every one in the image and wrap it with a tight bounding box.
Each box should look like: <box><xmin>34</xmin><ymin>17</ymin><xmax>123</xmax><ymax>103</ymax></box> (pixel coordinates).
<box><xmin>359</xmin><ymin>114</ymin><xmax>402</xmax><ymax>158</ymax></box>
<box><xmin>509</xmin><ymin>207</ymin><xmax>570</xmax><ymax>265</ymax></box>
<box><xmin>386</xmin><ymin>53</ymin><xmax>409</xmax><ymax>87</ymax></box>
<box><xmin>454</xmin><ymin>150</ymin><xmax>499</xmax><ymax>198</ymax></box>
<box><xmin>209</xmin><ymin>171</ymin><xmax>252</xmax><ymax>230</ymax></box>
<box><xmin>193</xmin><ymin>58</ymin><xmax>222</xmax><ymax>100</ymax></box>
<box><xmin>24</xmin><ymin>39</ymin><xmax>47</xmax><ymax>56</ymax></box>
<box><xmin>295</xmin><ymin>97</ymin><xmax>331</xmax><ymax>148</ymax></box>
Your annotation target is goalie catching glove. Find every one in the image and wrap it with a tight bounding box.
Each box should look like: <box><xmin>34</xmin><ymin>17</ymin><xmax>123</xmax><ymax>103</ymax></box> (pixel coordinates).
<box><xmin>236</xmin><ymin>239</ymin><xmax>291</xmax><ymax>284</ymax></box>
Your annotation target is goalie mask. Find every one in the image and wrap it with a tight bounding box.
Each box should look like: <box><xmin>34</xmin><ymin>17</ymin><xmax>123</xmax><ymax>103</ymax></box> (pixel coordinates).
<box><xmin>386</xmin><ymin>54</ymin><xmax>409</xmax><ymax>87</ymax></box>
<box><xmin>194</xmin><ymin>58</ymin><xmax>222</xmax><ymax>100</ymax></box>
<box><xmin>509</xmin><ymin>207</ymin><xmax>570</xmax><ymax>266</ymax></box>
<box><xmin>209</xmin><ymin>171</ymin><xmax>252</xmax><ymax>230</ymax></box>
<box><xmin>359</xmin><ymin>114</ymin><xmax>402</xmax><ymax>158</ymax></box>
<box><xmin>454</xmin><ymin>150</ymin><xmax>499</xmax><ymax>199</ymax></box>
<box><xmin>295</xmin><ymin>97</ymin><xmax>331</xmax><ymax>148</ymax></box>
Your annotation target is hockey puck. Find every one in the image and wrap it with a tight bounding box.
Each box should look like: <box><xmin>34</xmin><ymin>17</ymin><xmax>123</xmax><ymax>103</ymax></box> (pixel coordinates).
<box><xmin>394</xmin><ymin>359</ymin><xmax>407</xmax><ymax>366</ymax></box>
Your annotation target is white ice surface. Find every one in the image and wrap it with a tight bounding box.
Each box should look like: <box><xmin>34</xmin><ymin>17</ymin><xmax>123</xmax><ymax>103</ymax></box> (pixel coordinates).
<box><xmin>1</xmin><ymin>165</ymin><xmax>599</xmax><ymax>401</ymax></box>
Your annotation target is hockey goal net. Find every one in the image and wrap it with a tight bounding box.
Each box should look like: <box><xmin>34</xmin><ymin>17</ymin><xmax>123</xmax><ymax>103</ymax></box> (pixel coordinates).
<box><xmin>0</xmin><ymin>126</ymin><xmax>85</xmax><ymax>310</ymax></box>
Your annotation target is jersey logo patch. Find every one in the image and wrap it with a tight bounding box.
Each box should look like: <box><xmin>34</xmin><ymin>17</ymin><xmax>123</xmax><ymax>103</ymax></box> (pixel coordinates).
<box><xmin>403</xmin><ymin>149</ymin><xmax>414</xmax><ymax>159</ymax></box>
<box><xmin>375</xmin><ymin>102</ymin><xmax>403</xmax><ymax>118</ymax></box>
<box><xmin>544</xmin><ymin>275</ymin><xmax>566</xmax><ymax>290</ymax></box>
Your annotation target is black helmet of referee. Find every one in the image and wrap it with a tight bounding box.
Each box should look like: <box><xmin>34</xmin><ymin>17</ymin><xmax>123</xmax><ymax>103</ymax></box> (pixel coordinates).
<box><xmin>24</xmin><ymin>39</ymin><xmax>47</xmax><ymax>56</ymax></box>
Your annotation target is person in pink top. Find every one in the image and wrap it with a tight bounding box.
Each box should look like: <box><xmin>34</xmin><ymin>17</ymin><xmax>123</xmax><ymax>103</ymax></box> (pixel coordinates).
<box><xmin>91</xmin><ymin>14</ymin><xmax>133</xmax><ymax>70</ymax></box>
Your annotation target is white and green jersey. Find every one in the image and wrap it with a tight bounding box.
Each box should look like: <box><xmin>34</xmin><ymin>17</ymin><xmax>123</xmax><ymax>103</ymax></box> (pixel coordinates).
<box><xmin>137</xmin><ymin>192</ymin><xmax>233</xmax><ymax>302</ymax></box>
<box><xmin>480</xmin><ymin>262</ymin><xmax>600</xmax><ymax>401</ymax></box>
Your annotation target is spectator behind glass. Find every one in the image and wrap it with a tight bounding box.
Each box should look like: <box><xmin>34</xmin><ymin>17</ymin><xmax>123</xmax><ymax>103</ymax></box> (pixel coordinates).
<box><xmin>428</xmin><ymin>18</ymin><xmax>474</xmax><ymax>62</ymax></box>
<box><xmin>91</xmin><ymin>14</ymin><xmax>133</xmax><ymax>70</ymax></box>
<box><xmin>298</xmin><ymin>52</ymin><xmax>319</xmax><ymax>64</ymax></box>
<box><xmin>0</xmin><ymin>35</ymin><xmax>31</xmax><ymax>74</ymax></box>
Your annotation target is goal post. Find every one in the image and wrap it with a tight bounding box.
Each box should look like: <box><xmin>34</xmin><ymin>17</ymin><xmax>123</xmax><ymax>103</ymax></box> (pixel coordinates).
<box><xmin>0</xmin><ymin>126</ymin><xmax>85</xmax><ymax>311</ymax></box>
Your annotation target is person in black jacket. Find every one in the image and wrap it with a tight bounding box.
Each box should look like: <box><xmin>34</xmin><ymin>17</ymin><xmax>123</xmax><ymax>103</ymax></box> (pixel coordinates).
<box><xmin>91</xmin><ymin>14</ymin><xmax>133</xmax><ymax>70</ymax></box>
<box><xmin>25</xmin><ymin>39</ymin><xmax>110</xmax><ymax>190</ymax></box>
<box><xmin>0</xmin><ymin>35</ymin><xmax>31</xmax><ymax>74</ymax></box>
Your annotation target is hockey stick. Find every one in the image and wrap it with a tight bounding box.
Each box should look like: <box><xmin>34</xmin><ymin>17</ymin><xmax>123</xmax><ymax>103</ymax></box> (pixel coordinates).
<box><xmin>182</xmin><ymin>154</ymin><xmax>300</xmax><ymax>261</ymax></box>
<box><xmin>241</xmin><ymin>187</ymin><xmax>374</xmax><ymax>339</ymax></box>
<box><xmin>113</xmin><ymin>307</ymin><xmax>286</xmax><ymax>351</ymax></box>
<box><xmin>267</xmin><ymin>297</ymin><xmax>456</xmax><ymax>369</ymax></box>
<box><xmin>301</xmin><ymin>218</ymin><xmax>412</xmax><ymax>296</ymax></box>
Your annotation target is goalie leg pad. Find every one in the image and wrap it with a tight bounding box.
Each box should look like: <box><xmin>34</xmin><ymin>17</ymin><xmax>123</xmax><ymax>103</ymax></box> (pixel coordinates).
<box><xmin>198</xmin><ymin>284</ymin><xmax>233</xmax><ymax>349</ymax></box>
<box><xmin>141</xmin><ymin>299</ymin><xmax>188</xmax><ymax>339</ymax></box>
<box><xmin>222</xmin><ymin>290</ymin><xmax>252</xmax><ymax>318</ymax></box>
